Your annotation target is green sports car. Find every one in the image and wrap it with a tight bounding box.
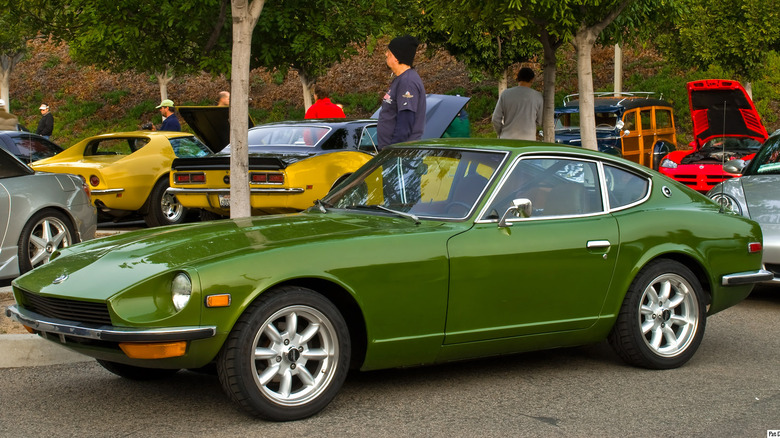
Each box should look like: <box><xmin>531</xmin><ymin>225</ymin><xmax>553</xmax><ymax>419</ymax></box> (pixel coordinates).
<box><xmin>7</xmin><ymin>139</ymin><xmax>771</xmax><ymax>421</ymax></box>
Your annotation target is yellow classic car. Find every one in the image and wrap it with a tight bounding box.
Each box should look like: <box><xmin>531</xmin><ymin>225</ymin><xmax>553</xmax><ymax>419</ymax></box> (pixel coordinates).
<box><xmin>31</xmin><ymin>131</ymin><xmax>212</xmax><ymax>227</ymax></box>
<box><xmin>169</xmin><ymin>95</ymin><xmax>470</xmax><ymax>218</ymax></box>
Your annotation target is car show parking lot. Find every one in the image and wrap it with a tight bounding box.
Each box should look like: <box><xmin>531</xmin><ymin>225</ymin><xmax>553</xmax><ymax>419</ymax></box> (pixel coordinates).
<box><xmin>0</xmin><ymin>286</ymin><xmax>778</xmax><ymax>435</ymax></box>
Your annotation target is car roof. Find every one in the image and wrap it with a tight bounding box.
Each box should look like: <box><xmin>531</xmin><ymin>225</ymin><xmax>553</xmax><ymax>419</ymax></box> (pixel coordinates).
<box><xmin>555</xmin><ymin>94</ymin><xmax>672</xmax><ymax>113</ymax></box>
<box><xmin>687</xmin><ymin>79</ymin><xmax>768</xmax><ymax>144</ymax></box>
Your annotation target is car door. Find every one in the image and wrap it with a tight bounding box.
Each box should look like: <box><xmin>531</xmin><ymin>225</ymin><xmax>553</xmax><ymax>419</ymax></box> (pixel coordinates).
<box><xmin>444</xmin><ymin>156</ymin><xmax>619</xmax><ymax>344</ymax></box>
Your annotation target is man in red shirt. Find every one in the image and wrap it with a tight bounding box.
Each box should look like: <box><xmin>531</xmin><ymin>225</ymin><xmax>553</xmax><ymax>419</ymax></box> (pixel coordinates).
<box><xmin>305</xmin><ymin>85</ymin><xmax>346</xmax><ymax>119</ymax></box>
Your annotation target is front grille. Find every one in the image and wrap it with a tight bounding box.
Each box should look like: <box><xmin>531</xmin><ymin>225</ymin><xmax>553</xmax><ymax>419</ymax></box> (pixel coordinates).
<box><xmin>20</xmin><ymin>290</ymin><xmax>112</xmax><ymax>325</ymax></box>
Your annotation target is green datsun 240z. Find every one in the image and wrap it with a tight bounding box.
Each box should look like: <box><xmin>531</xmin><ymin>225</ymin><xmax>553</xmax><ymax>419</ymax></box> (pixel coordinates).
<box><xmin>7</xmin><ymin>139</ymin><xmax>771</xmax><ymax>421</ymax></box>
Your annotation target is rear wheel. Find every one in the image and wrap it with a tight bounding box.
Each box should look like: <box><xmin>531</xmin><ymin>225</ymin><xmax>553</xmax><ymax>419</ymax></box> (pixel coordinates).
<box><xmin>97</xmin><ymin>359</ymin><xmax>179</xmax><ymax>380</ymax></box>
<box><xmin>217</xmin><ymin>286</ymin><xmax>350</xmax><ymax>421</ymax></box>
<box><xmin>18</xmin><ymin>209</ymin><xmax>76</xmax><ymax>274</ymax></box>
<box><xmin>608</xmin><ymin>259</ymin><xmax>706</xmax><ymax>369</ymax></box>
<box><xmin>143</xmin><ymin>178</ymin><xmax>187</xmax><ymax>227</ymax></box>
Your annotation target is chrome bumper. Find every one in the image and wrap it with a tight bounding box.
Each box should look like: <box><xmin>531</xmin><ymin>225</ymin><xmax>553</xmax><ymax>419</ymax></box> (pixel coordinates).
<box><xmin>721</xmin><ymin>269</ymin><xmax>774</xmax><ymax>286</ymax></box>
<box><xmin>6</xmin><ymin>305</ymin><xmax>216</xmax><ymax>342</ymax></box>
<box><xmin>167</xmin><ymin>187</ymin><xmax>305</xmax><ymax>195</ymax></box>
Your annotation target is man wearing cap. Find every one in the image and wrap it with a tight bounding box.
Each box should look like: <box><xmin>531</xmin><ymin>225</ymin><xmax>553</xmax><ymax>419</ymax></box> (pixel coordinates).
<box><xmin>156</xmin><ymin>99</ymin><xmax>181</xmax><ymax>131</ymax></box>
<box><xmin>36</xmin><ymin>104</ymin><xmax>54</xmax><ymax>139</ymax></box>
<box><xmin>377</xmin><ymin>35</ymin><xmax>426</xmax><ymax>150</ymax></box>
<box><xmin>0</xmin><ymin>99</ymin><xmax>18</xmax><ymax>131</ymax></box>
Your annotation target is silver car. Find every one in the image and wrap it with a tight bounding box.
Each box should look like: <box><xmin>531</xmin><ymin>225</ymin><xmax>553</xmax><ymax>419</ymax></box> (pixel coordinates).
<box><xmin>708</xmin><ymin>130</ymin><xmax>780</xmax><ymax>283</ymax></box>
<box><xmin>0</xmin><ymin>147</ymin><xmax>96</xmax><ymax>280</ymax></box>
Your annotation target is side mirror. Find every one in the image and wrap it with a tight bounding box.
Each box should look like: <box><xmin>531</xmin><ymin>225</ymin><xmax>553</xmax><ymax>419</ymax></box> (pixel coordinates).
<box><xmin>723</xmin><ymin>159</ymin><xmax>746</xmax><ymax>174</ymax></box>
<box><xmin>622</xmin><ymin>130</ymin><xmax>631</xmax><ymax>136</ymax></box>
<box><xmin>498</xmin><ymin>198</ymin><xmax>533</xmax><ymax>227</ymax></box>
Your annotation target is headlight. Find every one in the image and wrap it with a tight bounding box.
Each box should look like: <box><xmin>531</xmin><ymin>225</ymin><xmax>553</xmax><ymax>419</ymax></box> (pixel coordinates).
<box><xmin>660</xmin><ymin>158</ymin><xmax>677</xmax><ymax>169</ymax></box>
<box><xmin>710</xmin><ymin>193</ymin><xmax>742</xmax><ymax>215</ymax></box>
<box><xmin>171</xmin><ymin>272</ymin><xmax>192</xmax><ymax>311</ymax></box>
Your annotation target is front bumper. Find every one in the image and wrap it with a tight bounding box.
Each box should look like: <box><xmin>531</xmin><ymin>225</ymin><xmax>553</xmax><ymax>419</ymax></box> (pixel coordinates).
<box><xmin>6</xmin><ymin>305</ymin><xmax>216</xmax><ymax>342</ymax></box>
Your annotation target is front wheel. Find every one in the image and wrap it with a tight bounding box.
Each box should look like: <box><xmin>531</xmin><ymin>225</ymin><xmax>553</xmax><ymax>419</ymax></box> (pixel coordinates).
<box><xmin>143</xmin><ymin>178</ymin><xmax>187</xmax><ymax>227</ymax></box>
<box><xmin>217</xmin><ymin>286</ymin><xmax>350</xmax><ymax>421</ymax></box>
<box><xmin>608</xmin><ymin>259</ymin><xmax>706</xmax><ymax>369</ymax></box>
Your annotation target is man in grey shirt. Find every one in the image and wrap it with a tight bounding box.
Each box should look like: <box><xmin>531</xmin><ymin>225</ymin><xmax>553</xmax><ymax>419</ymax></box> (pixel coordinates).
<box><xmin>492</xmin><ymin>67</ymin><xmax>543</xmax><ymax>141</ymax></box>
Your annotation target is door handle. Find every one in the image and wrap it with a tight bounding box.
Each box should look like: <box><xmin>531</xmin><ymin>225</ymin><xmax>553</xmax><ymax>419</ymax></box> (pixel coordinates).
<box><xmin>587</xmin><ymin>240</ymin><xmax>611</xmax><ymax>249</ymax></box>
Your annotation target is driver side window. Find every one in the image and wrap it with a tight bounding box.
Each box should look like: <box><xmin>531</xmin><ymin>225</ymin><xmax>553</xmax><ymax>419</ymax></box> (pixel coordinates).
<box><xmin>484</xmin><ymin>157</ymin><xmax>603</xmax><ymax>220</ymax></box>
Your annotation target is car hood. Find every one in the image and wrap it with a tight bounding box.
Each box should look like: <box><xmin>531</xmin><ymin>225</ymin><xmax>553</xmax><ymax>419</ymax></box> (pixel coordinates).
<box><xmin>687</xmin><ymin>79</ymin><xmax>768</xmax><ymax>146</ymax></box>
<box><xmin>177</xmin><ymin>106</ymin><xmax>255</xmax><ymax>154</ymax></box>
<box><xmin>13</xmin><ymin>212</ymin><xmax>449</xmax><ymax>301</ymax></box>
<box><xmin>371</xmin><ymin>94</ymin><xmax>470</xmax><ymax>139</ymax></box>
<box><xmin>739</xmin><ymin>175</ymin><xmax>780</xmax><ymax>224</ymax></box>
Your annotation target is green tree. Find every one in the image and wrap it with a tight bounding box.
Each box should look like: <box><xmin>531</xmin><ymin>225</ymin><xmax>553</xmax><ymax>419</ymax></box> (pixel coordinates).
<box><xmin>64</xmin><ymin>0</ymin><xmax>232</xmax><ymax>101</ymax></box>
<box><xmin>251</xmin><ymin>0</ymin><xmax>390</xmax><ymax>110</ymax></box>
<box><xmin>657</xmin><ymin>0</ymin><xmax>780</xmax><ymax>97</ymax></box>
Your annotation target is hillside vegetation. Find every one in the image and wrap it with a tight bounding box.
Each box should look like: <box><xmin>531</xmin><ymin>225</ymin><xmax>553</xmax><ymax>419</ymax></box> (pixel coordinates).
<box><xmin>10</xmin><ymin>39</ymin><xmax>780</xmax><ymax>148</ymax></box>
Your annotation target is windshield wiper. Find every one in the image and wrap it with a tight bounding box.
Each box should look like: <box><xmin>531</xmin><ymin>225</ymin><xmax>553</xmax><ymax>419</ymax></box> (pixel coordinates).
<box><xmin>314</xmin><ymin>199</ymin><xmax>331</xmax><ymax>213</ymax></box>
<box><xmin>347</xmin><ymin>204</ymin><xmax>420</xmax><ymax>224</ymax></box>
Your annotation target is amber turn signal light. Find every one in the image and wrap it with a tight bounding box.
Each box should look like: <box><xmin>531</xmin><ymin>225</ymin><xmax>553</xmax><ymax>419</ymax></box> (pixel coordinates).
<box><xmin>206</xmin><ymin>294</ymin><xmax>231</xmax><ymax>308</ymax></box>
<box><xmin>119</xmin><ymin>341</ymin><xmax>187</xmax><ymax>359</ymax></box>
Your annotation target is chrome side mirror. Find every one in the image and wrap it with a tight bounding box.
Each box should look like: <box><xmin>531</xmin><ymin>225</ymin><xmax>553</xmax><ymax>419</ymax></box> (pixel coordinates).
<box><xmin>498</xmin><ymin>198</ymin><xmax>532</xmax><ymax>228</ymax></box>
<box><xmin>723</xmin><ymin>159</ymin><xmax>746</xmax><ymax>174</ymax></box>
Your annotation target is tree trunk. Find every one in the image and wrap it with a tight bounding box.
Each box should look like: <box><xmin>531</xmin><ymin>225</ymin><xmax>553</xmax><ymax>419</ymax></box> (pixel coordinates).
<box><xmin>745</xmin><ymin>81</ymin><xmax>753</xmax><ymax>99</ymax></box>
<box><xmin>497</xmin><ymin>67</ymin><xmax>509</xmax><ymax>97</ymax></box>
<box><xmin>155</xmin><ymin>68</ymin><xmax>174</xmax><ymax>102</ymax></box>
<box><xmin>0</xmin><ymin>52</ymin><xmax>24</xmax><ymax>112</ymax></box>
<box><xmin>230</xmin><ymin>0</ymin><xmax>266</xmax><ymax>219</ymax></box>
<box><xmin>614</xmin><ymin>44</ymin><xmax>623</xmax><ymax>96</ymax></box>
<box><xmin>573</xmin><ymin>28</ymin><xmax>599</xmax><ymax>151</ymax></box>
<box><xmin>538</xmin><ymin>29</ymin><xmax>560</xmax><ymax>143</ymax></box>
<box><xmin>298</xmin><ymin>69</ymin><xmax>315</xmax><ymax>111</ymax></box>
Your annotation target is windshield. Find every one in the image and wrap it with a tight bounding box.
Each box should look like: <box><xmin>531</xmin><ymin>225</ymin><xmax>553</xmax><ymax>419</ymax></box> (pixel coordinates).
<box><xmin>555</xmin><ymin>111</ymin><xmax>619</xmax><ymax>129</ymax></box>
<box><xmin>323</xmin><ymin>147</ymin><xmax>506</xmax><ymax>220</ymax></box>
<box><xmin>745</xmin><ymin>135</ymin><xmax>780</xmax><ymax>175</ymax></box>
<box><xmin>248</xmin><ymin>126</ymin><xmax>331</xmax><ymax>147</ymax></box>
<box><xmin>701</xmin><ymin>136</ymin><xmax>762</xmax><ymax>152</ymax></box>
<box><xmin>171</xmin><ymin>136</ymin><xmax>211</xmax><ymax>158</ymax></box>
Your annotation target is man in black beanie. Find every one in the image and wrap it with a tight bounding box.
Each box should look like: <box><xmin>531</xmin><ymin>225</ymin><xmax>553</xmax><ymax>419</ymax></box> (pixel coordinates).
<box><xmin>377</xmin><ymin>35</ymin><xmax>426</xmax><ymax>150</ymax></box>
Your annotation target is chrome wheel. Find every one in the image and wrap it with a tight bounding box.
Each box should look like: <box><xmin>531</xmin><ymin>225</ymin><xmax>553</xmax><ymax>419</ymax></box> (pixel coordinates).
<box><xmin>161</xmin><ymin>189</ymin><xmax>185</xmax><ymax>223</ymax></box>
<box><xmin>252</xmin><ymin>305</ymin><xmax>339</xmax><ymax>407</ymax></box>
<box><xmin>19</xmin><ymin>209</ymin><xmax>76</xmax><ymax>273</ymax></box>
<box><xmin>218</xmin><ymin>286</ymin><xmax>350</xmax><ymax>421</ymax></box>
<box><xmin>638</xmin><ymin>273</ymin><xmax>699</xmax><ymax>357</ymax></box>
<box><xmin>608</xmin><ymin>259</ymin><xmax>706</xmax><ymax>369</ymax></box>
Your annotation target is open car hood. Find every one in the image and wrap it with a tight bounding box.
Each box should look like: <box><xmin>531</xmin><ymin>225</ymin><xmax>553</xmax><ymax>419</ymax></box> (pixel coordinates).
<box><xmin>177</xmin><ymin>106</ymin><xmax>255</xmax><ymax>154</ymax></box>
<box><xmin>371</xmin><ymin>94</ymin><xmax>470</xmax><ymax>139</ymax></box>
<box><xmin>688</xmin><ymin>79</ymin><xmax>768</xmax><ymax>146</ymax></box>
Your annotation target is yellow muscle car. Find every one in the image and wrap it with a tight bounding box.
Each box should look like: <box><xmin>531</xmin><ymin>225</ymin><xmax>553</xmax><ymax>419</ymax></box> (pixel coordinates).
<box><xmin>31</xmin><ymin>131</ymin><xmax>212</xmax><ymax>227</ymax></box>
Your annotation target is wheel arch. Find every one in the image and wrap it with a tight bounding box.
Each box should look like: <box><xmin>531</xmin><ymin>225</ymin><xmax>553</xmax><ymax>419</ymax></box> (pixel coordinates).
<box><xmin>265</xmin><ymin>277</ymin><xmax>368</xmax><ymax>371</ymax></box>
<box><xmin>24</xmin><ymin>205</ymin><xmax>81</xmax><ymax>243</ymax></box>
<box><xmin>139</xmin><ymin>173</ymin><xmax>170</xmax><ymax>215</ymax></box>
<box><xmin>639</xmin><ymin>253</ymin><xmax>713</xmax><ymax>308</ymax></box>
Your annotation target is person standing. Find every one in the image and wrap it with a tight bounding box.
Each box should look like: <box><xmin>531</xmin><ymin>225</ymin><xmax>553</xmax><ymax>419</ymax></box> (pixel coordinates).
<box><xmin>217</xmin><ymin>91</ymin><xmax>230</xmax><ymax>106</ymax></box>
<box><xmin>376</xmin><ymin>35</ymin><xmax>426</xmax><ymax>150</ymax></box>
<box><xmin>492</xmin><ymin>67</ymin><xmax>543</xmax><ymax>141</ymax></box>
<box><xmin>305</xmin><ymin>85</ymin><xmax>346</xmax><ymax>119</ymax></box>
<box><xmin>0</xmin><ymin>99</ymin><xmax>18</xmax><ymax>131</ymax></box>
<box><xmin>36</xmin><ymin>104</ymin><xmax>54</xmax><ymax>139</ymax></box>
<box><xmin>155</xmin><ymin>99</ymin><xmax>181</xmax><ymax>131</ymax></box>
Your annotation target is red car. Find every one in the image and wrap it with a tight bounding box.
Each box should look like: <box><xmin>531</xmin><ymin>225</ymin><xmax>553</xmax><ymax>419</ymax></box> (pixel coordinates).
<box><xmin>659</xmin><ymin>79</ymin><xmax>768</xmax><ymax>192</ymax></box>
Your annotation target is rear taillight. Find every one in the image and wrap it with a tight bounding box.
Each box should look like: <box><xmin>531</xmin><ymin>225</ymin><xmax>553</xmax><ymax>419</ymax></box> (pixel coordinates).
<box><xmin>89</xmin><ymin>175</ymin><xmax>100</xmax><ymax>187</ymax></box>
<box><xmin>749</xmin><ymin>242</ymin><xmax>763</xmax><ymax>253</ymax></box>
<box><xmin>250</xmin><ymin>172</ymin><xmax>284</xmax><ymax>184</ymax></box>
<box><xmin>174</xmin><ymin>172</ymin><xmax>206</xmax><ymax>184</ymax></box>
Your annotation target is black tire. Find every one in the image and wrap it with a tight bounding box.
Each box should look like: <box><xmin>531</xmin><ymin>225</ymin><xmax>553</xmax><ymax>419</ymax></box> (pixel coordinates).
<box><xmin>217</xmin><ymin>286</ymin><xmax>350</xmax><ymax>421</ymax></box>
<box><xmin>96</xmin><ymin>359</ymin><xmax>179</xmax><ymax>380</ymax></box>
<box><xmin>608</xmin><ymin>259</ymin><xmax>706</xmax><ymax>369</ymax></box>
<box><xmin>143</xmin><ymin>178</ymin><xmax>187</xmax><ymax>227</ymax></box>
<box><xmin>17</xmin><ymin>209</ymin><xmax>77</xmax><ymax>274</ymax></box>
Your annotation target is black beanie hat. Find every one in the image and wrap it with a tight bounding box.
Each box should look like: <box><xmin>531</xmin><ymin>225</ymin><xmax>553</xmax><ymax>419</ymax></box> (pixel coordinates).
<box><xmin>388</xmin><ymin>35</ymin><xmax>419</xmax><ymax>66</ymax></box>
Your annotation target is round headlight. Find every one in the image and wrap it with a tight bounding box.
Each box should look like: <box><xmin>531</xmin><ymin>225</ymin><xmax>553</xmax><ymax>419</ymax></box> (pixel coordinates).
<box><xmin>171</xmin><ymin>272</ymin><xmax>192</xmax><ymax>311</ymax></box>
<box><xmin>710</xmin><ymin>193</ymin><xmax>742</xmax><ymax>215</ymax></box>
<box><xmin>660</xmin><ymin>158</ymin><xmax>677</xmax><ymax>169</ymax></box>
